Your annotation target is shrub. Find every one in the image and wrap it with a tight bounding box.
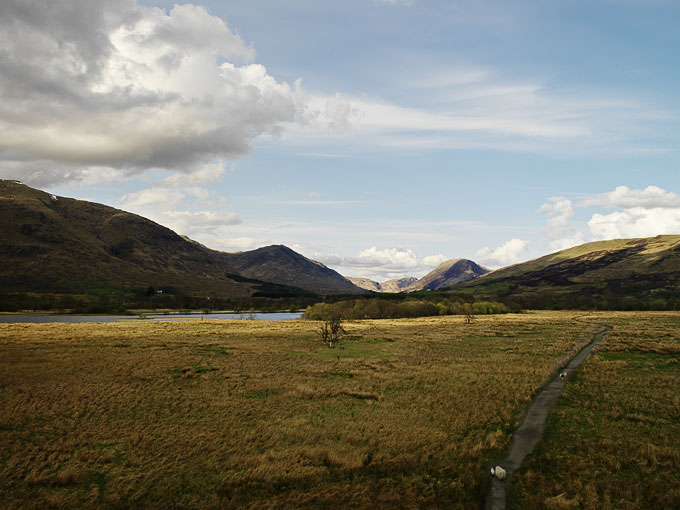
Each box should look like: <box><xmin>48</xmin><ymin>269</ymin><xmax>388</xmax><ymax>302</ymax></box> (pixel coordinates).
<box><xmin>303</xmin><ymin>297</ymin><xmax>509</xmax><ymax>321</ymax></box>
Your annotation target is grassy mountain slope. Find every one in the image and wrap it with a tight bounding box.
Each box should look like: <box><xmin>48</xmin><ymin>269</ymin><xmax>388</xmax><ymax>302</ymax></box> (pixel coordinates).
<box><xmin>406</xmin><ymin>259</ymin><xmax>489</xmax><ymax>292</ymax></box>
<box><xmin>0</xmin><ymin>180</ymin><xmax>362</xmax><ymax>297</ymax></box>
<box><xmin>457</xmin><ymin>235</ymin><xmax>680</xmax><ymax>307</ymax></box>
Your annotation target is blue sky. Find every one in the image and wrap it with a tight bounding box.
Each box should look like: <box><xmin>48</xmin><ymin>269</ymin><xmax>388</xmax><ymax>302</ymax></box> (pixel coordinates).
<box><xmin>1</xmin><ymin>0</ymin><xmax>679</xmax><ymax>280</ymax></box>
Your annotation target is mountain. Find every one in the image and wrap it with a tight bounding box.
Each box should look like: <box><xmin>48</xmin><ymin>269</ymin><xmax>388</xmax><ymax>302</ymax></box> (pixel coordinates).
<box><xmin>0</xmin><ymin>180</ymin><xmax>363</xmax><ymax>297</ymax></box>
<box><xmin>348</xmin><ymin>277</ymin><xmax>418</xmax><ymax>293</ymax></box>
<box><xmin>348</xmin><ymin>260</ymin><xmax>489</xmax><ymax>294</ymax></box>
<box><xmin>221</xmin><ymin>245</ymin><xmax>362</xmax><ymax>295</ymax></box>
<box><xmin>347</xmin><ymin>277</ymin><xmax>381</xmax><ymax>292</ymax></box>
<box><xmin>405</xmin><ymin>259</ymin><xmax>490</xmax><ymax>292</ymax></box>
<box><xmin>456</xmin><ymin>236</ymin><xmax>680</xmax><ymax>307</ymax></box>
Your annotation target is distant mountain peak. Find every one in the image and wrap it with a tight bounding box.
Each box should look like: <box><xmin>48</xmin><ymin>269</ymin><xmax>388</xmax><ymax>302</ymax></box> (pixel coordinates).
<box><xmin>405</xmin><ymin>258</ymin><xmax>489</xmax><ymax>292</ymax></box>
<box><xmin>348</xmin><ymin>276</ymin><xmax>418</xmax><ymax>293</ymax></box>
<box><xmin>222</xmin><ymin>244</ymin><xmax>362</xmax><ymax>295</ymax></box>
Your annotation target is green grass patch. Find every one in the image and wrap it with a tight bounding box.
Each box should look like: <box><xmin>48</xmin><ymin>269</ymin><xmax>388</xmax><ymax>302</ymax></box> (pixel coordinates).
<box><xmin>197</xmin><ymin>346</ymin><xmax>234</xmax><ymax>355</ymax></box>
<box><xmin>242</xmin><ymin>389</ymin><xmax>280</xmax><ymax>399</ymax></box>
<box><xmin>330</xmin><ymin>370</ymin><xmax>354</xmax><ymax>378</ymax></box>
<box><xmin>173</xmin><ymin>364</ymin><xmax>217</xmax><ymax>376</ymax></box>
<box><xmin>314</xmin><ymin>339</ymin><xmax>392</xmax><ymax>360</ymax></box>
<box><xmin>96</xmin><ymin>442</ymin><xmax>121</xmax><ymax>448</ymax></box>
<box><xmin>358</xmin><ymin>337</ymin><xmax>394</xmax><ymax>344</ymax></box>
<box><xmin>86</xmin><ymin>470</ymin><xmax>109</xmax><ymax>490</ymax></box>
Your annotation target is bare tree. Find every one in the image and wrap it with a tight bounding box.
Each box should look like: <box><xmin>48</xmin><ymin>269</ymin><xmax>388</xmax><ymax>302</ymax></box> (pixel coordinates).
<box><xmin>463</xmin><ymin>303</ymin><xmax>474</xmax><ymax>324</ymax></box>
<box><xmin>319</xmin><ymin>315</ymin><xmax>345</xmax><ymax>348</ymax></box>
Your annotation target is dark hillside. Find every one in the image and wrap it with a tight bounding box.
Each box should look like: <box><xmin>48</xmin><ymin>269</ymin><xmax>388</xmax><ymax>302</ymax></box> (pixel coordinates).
<box><xmin>457</xmin><ymin>236</ymin><xmax>680</xmax><ymax>309</ymax></box>
<box><xmin>0</xmin><ymin>180</ymin><xmax>256</xmax><ymax>296</ymax></box>
<box><xmin>0</xmin><ymin>180</ymin><xmax>363</xmax><ymax>297</ymax></box>
<box><xmin>224</xmin><ymin>245</ymin><xmax>363</xmax><ymax>295</ymax></box>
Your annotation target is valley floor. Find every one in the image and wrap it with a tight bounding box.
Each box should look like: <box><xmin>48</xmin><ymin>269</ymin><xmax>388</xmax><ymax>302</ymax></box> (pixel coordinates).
<box><xmin>0</xmin><ymin>311</ymin><xmax>677</xmax><ymax>509</ymax></box>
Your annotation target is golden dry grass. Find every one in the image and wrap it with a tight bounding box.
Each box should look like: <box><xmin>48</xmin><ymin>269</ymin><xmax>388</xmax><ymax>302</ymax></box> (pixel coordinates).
<box><xmin>0</xmin><ymin>312</ymin><xmax>606</xmax><ymax>509</ymax></box>
<box><xmin>509</xmin><ymin>312</ymin><xmax>680</xmax><ymax>510</ymax></box>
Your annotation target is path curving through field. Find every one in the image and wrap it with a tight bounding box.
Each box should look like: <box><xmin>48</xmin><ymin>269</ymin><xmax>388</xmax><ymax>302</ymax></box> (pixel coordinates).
<box><xmin>485</xmin><ymin>324</ymin><xmax>611</xmax><ymax>510</ymax></box>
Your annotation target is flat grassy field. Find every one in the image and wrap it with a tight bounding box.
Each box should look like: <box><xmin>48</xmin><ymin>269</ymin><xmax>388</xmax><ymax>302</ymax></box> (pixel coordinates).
<box><xmin>0</xmin><ymin>311</ymin><xmax>674</xmax><ymax>509</ymax></box>
<box><xmin>509</xmin><ymin>312</ymin><xmax>680</xmax><ymax>510</ymax></box>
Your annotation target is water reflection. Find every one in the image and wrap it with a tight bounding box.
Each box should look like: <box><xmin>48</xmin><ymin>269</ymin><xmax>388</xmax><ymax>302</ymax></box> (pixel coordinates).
<box><xmin>0</xmin><ymin>311</ymin><xmax>303</xmax><ymax>324</ymax></box>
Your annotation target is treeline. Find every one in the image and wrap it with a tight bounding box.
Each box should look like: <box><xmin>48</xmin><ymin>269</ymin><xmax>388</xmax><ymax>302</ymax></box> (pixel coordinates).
<box><xmin>5</xmin><ymin>286</ymin><xmax>678</xmax><ymax>315</ymax></box>
<box><xmin>304</xmin><ymin>297</ymin><xmax>509</xmax><ymax>320</ymax></box>
<box><xmin>0</xmin><ymin>289</ymin><xmax>318</xmax><ymax>314</ymax></box>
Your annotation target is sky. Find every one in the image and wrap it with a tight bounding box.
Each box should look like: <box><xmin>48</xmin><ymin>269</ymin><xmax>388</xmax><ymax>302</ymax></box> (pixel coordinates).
<box><xmin>1</xmin><ymin>0</ymin><xmax>679</xmax><ymax>281</ymax></box>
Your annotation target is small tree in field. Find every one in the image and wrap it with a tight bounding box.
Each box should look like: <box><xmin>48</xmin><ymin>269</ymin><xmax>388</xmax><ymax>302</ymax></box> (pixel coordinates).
<box><xmin>463</xmin><ymin>303</ymin><xmax>474</xmax><ymax>324</ymax></box>
<box><xmin>319</xmin><ymin>315</ymin><xmax>345</xmax><ymax>348</ymax></box>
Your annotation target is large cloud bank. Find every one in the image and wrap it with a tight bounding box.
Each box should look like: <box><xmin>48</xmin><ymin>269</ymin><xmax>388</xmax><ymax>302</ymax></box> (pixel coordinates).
<box><xmin>0</xmin><ymin>0</ymin><xmax>308</xmax><ymax>186</ymax></box>
<box><xmin>586</xmin><ymin>186</ymin><xmax>680</xmax><ymax>239</ymax></box>
<box><xmin>475</xmin><ymin>238</ymin><xmax>529</xmax><ymax>267</ymax></box>
<box><xmin>534</xmin><ymin>185</ymin><xmax>680</xmax><ymax>255</ymax></box>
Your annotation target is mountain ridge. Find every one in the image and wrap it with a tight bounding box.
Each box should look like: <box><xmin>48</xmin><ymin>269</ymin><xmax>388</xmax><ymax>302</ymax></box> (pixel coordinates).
<box><xmin>0</xmin><ymin>180</ymin><xmax>364</xmax><ymax>297</ymax></box>
<box><xmin>455</xmin><ymin>235</ymin><xmax>680</xmax><ymax>307</ymax></box>
<box><xmin>347</xmin><ymin>277</ymin><xmax>418</xmax><ymax>293</ymax></box>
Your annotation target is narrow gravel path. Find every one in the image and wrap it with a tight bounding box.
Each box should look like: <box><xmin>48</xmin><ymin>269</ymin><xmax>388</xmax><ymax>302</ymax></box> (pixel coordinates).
<box><xmin>485</xmin><ymin>324</ymin><xmax>611</xmax><ymax>510</ymax></box>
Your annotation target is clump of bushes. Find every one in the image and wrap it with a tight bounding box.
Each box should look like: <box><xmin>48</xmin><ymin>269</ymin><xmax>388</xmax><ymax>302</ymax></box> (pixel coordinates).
<box><xmin>304</xmin><ymin>298</ymin><xmax>509</xmax><ymax>320</ymax></box>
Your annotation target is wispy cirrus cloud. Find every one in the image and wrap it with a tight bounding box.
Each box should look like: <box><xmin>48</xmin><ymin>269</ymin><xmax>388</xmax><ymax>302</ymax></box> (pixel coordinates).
<box><xmin>285</xmin><ymin>66</ymin><xmax>673</xmax><ymax>156</ymax></box>
<box><xmin>372</xmin><ymin>0</ymin><xmax>414</xmax><ymax>6</ymax></box>
<box><xmin>1</xmin><ymin>0</ymin><xmax>671</xmax><ymax>191</ymax></box>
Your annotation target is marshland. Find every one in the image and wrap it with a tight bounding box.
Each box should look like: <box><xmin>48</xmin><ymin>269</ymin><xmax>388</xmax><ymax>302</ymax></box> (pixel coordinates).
<box><xmin>2</xmin><ymin>311</ymin><xmax>678</xmax><ymax>509</ymax></box>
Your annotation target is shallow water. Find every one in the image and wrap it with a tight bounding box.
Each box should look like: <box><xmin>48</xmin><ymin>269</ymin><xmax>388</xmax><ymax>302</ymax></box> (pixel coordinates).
<box><xmin>0</xmin><ymin>311</ymin><xmax>303</xmax><ymax>324</ymax></box>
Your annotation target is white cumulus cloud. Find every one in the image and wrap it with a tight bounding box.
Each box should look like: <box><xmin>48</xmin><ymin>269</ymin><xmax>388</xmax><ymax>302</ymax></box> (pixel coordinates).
<box><xmin>584</xmin><ymin>185</ymin><xmax>680</xmax><ymax>239</ymax></box>
<box><xmin>117</xmin><ymin>162</ymin><xmax>240</xmax><ymax>239</ymax></box>
<box><xmin>422</xmin><ymin>254</ymin><xmax>448</xmax><ymax>267</ymax></box>
<box><xmin>582</xmin><ymin>185</ymin><xmax>680</xmax><ymax>209</ymax></box>
<box><xmin>158</xmin><ymin>210</ymin><xmax>241</xmax><ymax>235</ymax></box>
<box><xmin>293</xmin><ymin>245</ymin><xmax>449</xmax><ymax>281</ymax></box>
<box><xmin>538</xmin><ymin>196</ymin><xmax>585</xmax><ymax>251</ymax></box>
<box><xmin>475</xmin><ymin>238</ymin><xmax>529</xmax><ymax>267</ymax></box>
<box><xmin>350</xmin><ymin>246</ymin><xmax>422</xmax><ymax>269</ymax></box>
<box><xmin>0</xmin><ymin>0</ymin><xmax>316</xmax><ymax>186</ymax></box>
<box><xmin>120</xmin><ymin>187</ymin><xmax>185</xmax><ymax>208</ymax></box>
<box><xmin>210</xmin><ymin>237</ymin><xmax>266</xmax><ymax>252</ymax></box>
